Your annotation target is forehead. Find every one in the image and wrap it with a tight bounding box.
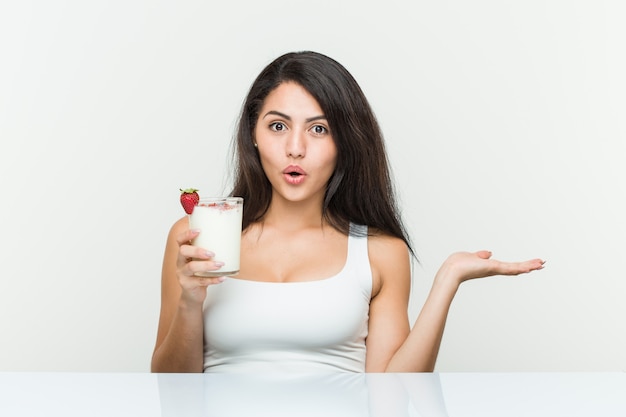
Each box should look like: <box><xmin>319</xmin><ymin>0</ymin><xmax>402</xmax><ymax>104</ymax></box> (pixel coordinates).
<box><xmin>261</xmin><ymin>82</ymin><xmax>323</xmax><ymax>115</ymax></box>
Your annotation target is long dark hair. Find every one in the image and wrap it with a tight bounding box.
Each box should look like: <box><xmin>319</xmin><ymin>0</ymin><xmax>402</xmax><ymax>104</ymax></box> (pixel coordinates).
<box><xmin>230</xmin><ymin>51</ymin><xmax>414</xmax><ymax>256</ymax></box>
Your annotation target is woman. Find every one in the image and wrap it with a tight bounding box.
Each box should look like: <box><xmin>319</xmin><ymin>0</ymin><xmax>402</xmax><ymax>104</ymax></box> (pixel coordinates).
<box><xmin>151</xmin><ymin>51</ymin><xmax>544</xmax><ymax>373</ymax></box>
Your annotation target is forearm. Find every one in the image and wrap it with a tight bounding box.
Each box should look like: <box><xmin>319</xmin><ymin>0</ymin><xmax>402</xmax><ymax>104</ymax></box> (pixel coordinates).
<box><xmin>151</xmin><ymin>300</ymin><xmax>205</xmax><ymax>373</ymax></box>
<box><xmin>386</xmin><ymin>269</ymin><xmax>459</xmax><ymax>372</ymax></box>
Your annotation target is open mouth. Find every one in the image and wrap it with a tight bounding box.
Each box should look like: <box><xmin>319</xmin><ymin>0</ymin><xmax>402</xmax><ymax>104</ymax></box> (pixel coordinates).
<box><xmin>283</xmin><ymin>165</ymin><xmax>306</xmax><ymax>176</ymax></box>
<box><xmin>283</xmin><ymin>165</ymin><xmax>306</xmax><ymax>184</ymax></box>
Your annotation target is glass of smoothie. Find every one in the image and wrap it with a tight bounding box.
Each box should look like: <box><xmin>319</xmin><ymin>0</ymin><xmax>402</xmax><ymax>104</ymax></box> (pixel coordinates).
<box><xmin>188</xmin><ymin>197</ymin><xmax>243</xmax><ymax>277</ymax></box>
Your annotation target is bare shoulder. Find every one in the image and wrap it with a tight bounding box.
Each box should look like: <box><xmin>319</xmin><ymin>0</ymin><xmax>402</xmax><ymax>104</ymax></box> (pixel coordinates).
<box><xmin>367</xmin><ymin>228</ymin><xmax>411</xmax><ymax>269</ymax></box>
<box><xmin>367</xmin><ymin>229</ymin><xmax>411</xmax><ymax>298</ymax></box>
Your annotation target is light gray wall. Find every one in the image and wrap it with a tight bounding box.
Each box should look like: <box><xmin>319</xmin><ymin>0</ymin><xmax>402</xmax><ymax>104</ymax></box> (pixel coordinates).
<box><xmin>1</xmin><ymin>0</ymin><xmax>624</xmax><ymax>372</ymax></box>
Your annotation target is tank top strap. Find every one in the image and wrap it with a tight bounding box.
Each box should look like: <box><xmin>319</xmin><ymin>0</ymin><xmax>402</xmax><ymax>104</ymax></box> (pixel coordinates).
<box><xmin>346</xmin><ymin>223</ymin><xmax>373</xmax><ymax>298</ymax></box>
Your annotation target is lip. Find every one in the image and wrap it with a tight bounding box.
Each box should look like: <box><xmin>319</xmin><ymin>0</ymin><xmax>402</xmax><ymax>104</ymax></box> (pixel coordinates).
<box><xmin>282</xmin><ymin>165</ymin><xmax>307</xmax><ymax>185</ymax></box>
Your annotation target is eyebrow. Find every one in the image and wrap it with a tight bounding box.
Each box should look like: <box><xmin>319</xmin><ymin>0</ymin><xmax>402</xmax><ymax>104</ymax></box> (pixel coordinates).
<box><xmin>262</xmin><ymin>110</ymin><xmax>327</xmax><ymax>123</ymax></box>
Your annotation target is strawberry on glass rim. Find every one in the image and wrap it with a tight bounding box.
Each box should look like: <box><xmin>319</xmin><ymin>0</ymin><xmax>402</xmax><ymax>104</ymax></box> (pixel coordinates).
<box><xmin>283</xmin><ymin>165</ymin><xmax>307</xmax><ymax>185</ymax></box>
<box><xmin>180</xmin><ymin>188</ymin><xmax>200</xmax><ymax>215</ymax></box>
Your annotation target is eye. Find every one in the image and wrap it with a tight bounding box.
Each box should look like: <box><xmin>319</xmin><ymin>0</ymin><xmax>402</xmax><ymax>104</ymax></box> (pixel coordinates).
<box><xmin>310</xmin><ymin>124</ymin><xmax>328</xmax><ymax>135</ymax></box>
<box><xmin>269</xmin><ymin>122</ymin><xmax>287</xmax><ymax>132</ymax></box>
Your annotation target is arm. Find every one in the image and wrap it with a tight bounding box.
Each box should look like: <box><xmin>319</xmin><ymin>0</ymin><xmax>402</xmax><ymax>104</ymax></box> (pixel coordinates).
<box><xmin>385</xmin><ymin>250</ymin><xmax>545</xmax><ymax>372</ymax></box>
<box><xmin>150</xmin><ymin>217</ymin><xmax>226</xmax><ymax>373</ymax></box>
<box><xmin>364</xmin><ymin>235</ymin><xmax>412</xmax><ymax>372</ymax></box>
<box><xmin>365</xmin><ymin>237</ymin><xmax>545</xmax><ymax>372</ymax></box>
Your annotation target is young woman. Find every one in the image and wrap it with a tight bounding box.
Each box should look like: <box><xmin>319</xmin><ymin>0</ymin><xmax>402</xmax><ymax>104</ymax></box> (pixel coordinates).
<box><xmin>151</xmin><ymin>51</ymin><xmax>544</xmax><ymax>373</ymax></box>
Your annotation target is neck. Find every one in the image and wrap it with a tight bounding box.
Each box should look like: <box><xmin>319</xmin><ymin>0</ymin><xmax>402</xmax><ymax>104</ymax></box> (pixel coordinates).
<box><xmin>261</xmin><ymin>196</ymin><xmax>328</xmax><ymax>232</ymax></box>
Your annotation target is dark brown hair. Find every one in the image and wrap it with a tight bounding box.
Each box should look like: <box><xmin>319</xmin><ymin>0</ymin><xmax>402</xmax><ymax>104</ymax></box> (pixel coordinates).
<box><xmin>230</xmin><ymin>51</ymin><xmax>414</xmax><ymax>256</ymax></box>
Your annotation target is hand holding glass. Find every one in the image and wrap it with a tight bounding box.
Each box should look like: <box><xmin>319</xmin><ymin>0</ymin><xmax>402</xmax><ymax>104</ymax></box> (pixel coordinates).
<box><xmin>188</xmin><ymin>197</ymin><xmax>243</xmax><ymax>277</ymax></box>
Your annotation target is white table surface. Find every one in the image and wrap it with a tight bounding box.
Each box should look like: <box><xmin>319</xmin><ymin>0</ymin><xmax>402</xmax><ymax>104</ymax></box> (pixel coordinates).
<box><xmin>0</xmin><ymin>372</ymin><xmax>624</xmax><ymax>416</ymax></box>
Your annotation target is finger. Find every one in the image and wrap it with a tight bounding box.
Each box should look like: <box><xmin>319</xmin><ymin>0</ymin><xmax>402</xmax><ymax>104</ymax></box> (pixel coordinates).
<box><xmin>178</xmin><ymin>276</ymin><xmax>227</xmax><ymax>293</ymax></box>
<box><xmin>527</xmin><ymin>258</ymin><xmax>546</xmax><ymax>271</ymax></box>
<box><xmin>177</xmin><ymin>245</ymin><xmax>215</xmax><ymax>274</ymax></box>
<box><xmin>514</xmin><ymin>258</ymin><xmax>545</xmax><ymax>274</ymax></box>
<box><xmin>179</xmin><ymin>244</ymin><xmax>215</xmax><ymax>260</ymax></box>
<box><xmin>194</xmin><ymin>276</ymin><xmax>227</xmax><ymax>286</ymax></box>
<box><xmin>176</xmin><ymin>228</ymin><xmax>201</xmax><ymax>246</ymax></box>
<box><xmin>183</xmin><ymin>259</ymin><xmax>225</xmax><ymax>277</ymax></box>
<box><xmin>495</xmin><ymin>258</ymin><xmax>545</xmax><ymax>276</ymax></box>
<box><xmin>475</xmin><ymin>250</ymin><xmax>493</xmax><ymax>260</ymax></box>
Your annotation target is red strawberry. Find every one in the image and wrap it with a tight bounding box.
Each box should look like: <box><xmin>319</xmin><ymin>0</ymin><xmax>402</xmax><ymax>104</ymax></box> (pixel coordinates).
<box><xmin>179</xmin><ymin>188</ymin><xmax>199</xmax><ymax>215</ymax></box>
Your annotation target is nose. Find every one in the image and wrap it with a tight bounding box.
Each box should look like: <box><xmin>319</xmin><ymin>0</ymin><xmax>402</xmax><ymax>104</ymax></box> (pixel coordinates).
<box><xmin>286</xmin><ymin>129</ymin><xmax>305</xmax><ymax>158</ymax></box>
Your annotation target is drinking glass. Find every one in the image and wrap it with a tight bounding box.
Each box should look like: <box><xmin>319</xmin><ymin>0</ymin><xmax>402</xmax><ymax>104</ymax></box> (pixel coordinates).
<box><xmin>188</xmin><ymin>197</ymin><xmax>243</xmax><ymax>277</ymax></box>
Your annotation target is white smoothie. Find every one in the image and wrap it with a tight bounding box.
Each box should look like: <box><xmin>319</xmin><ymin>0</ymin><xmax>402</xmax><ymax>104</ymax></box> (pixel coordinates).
<box><xmin>189</xmin><ymin>197</ymin><xmax>243</xmax><ymax>277</ymax></box>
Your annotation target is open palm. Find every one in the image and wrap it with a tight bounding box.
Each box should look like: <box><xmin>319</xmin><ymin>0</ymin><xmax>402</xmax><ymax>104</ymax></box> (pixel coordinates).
<box><xmin>441</xmin><ymin>250</ymin><xmax>545</xmax><ymax>284</ymax></box>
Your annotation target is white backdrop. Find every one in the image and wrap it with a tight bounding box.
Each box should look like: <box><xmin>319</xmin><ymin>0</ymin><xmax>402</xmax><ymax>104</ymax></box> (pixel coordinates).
<box><xmin>1</xmin><ymin>0</ymin><xmax>624</xmax><ymax>372</ymax></box>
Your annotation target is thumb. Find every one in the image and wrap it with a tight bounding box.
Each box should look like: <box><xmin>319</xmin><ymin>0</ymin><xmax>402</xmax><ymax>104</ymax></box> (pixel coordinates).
<box><xmin>476</xmin><ymin>250</ymin><xmax>493</xmax><ymax>260</ymax></box>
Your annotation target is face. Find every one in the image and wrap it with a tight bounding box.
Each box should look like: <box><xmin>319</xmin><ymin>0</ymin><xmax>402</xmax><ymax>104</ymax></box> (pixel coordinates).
<box><xmin>254</xmin><ymin>81</ymin><xmax>337</xmax><ymax>206</ymax></box>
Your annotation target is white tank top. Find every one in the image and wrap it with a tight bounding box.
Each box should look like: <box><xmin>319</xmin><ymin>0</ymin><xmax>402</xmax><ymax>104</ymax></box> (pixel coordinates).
<box><xmin>202</xmin><ymin>224</ymin><xmax>372</xmax><ymax>372</ymax></box>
